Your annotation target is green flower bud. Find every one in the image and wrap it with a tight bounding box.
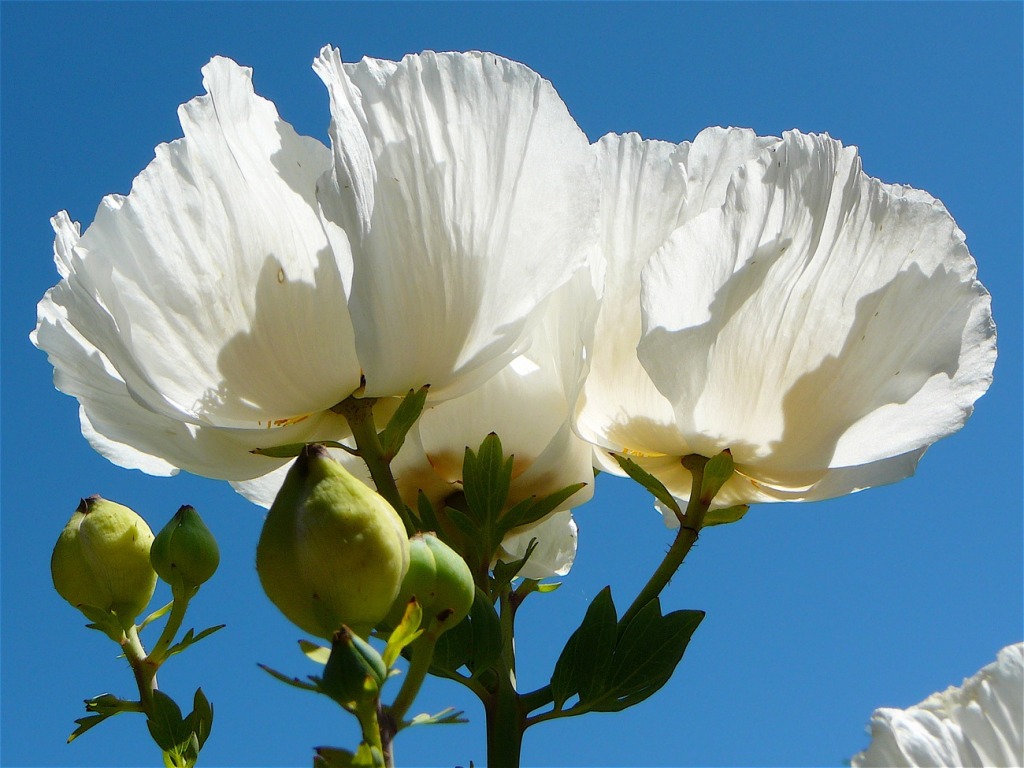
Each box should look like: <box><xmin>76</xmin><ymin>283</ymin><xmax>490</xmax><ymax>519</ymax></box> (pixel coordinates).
<box><xmin>384</xmin><ymin>532</ymin><xmax>474</xmax><ymax>632</ymax></box>
<box><xmin>51</xmin><ymin>496</ymin><xmax>157</xmax><ymax>626</ymax></box>
<box><xmin>320</xmin><ymin>627</ymin><xmax>387</xmax><ymax>709</ymax></box>
<box><xmin>256</xmin><ymin>445</ymin><xmax>410</xmax><ymax>639</ymax></box>
<box><xmin>150</xmin><ymin>505</ymin><xmax>220</xmax><ymax>590</ymax></box>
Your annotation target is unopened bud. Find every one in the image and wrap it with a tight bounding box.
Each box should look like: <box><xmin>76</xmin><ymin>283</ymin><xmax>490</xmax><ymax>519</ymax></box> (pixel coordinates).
<box><xmin>256</xmin><ymin>445</ymin><xmax>410</xmax><ymax>639</ymax></box>
<box><xmin>384</xmin><ymin>533</ymin><xmax>474</xmax><ymax>633</ymax></box>
<box><xmin>320</xmin><ymin>627</ymin><xmax>387</xmax><ymax>708</ymax></box>
<box><xmin>51</xmin><ymin>496</ymin><xmax>157</xmax><ymax>626</ymax></box>
<box><xmin>150</xmin><ymin>505</ymin><xmax>220</xmax><ymax>590</ymax></box>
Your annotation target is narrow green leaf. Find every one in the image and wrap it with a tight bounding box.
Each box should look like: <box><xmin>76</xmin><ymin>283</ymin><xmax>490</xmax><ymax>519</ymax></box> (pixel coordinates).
<box><xmin>164</xmin><ymin>624</ymin><xmax>226</xmax><ymax>659</ymax></box>
<box><xmin>313</xmin><ymin>746</ymin><xmax>357</xmax><ymax>768</ymax></box>
<box><xmin>443</xmin><ymin>506</ymin><xmax>479</xmax><ymax>541</ymax></box>
<box><xmin>146</xmin><ymin>690</ymin><xmax>185</xmax><ymax>752</ymax></box>
<box><xmin>257</xmin><ymin>663</ymin><xmax>319</xmax><ymax>692</ymax></box>
<box><xmin>379</xmin><ymin>386</ymin><xmax>429</xmax><ymax>459</ymax></box>
<box><xmin>251</xmin><ymin>440</ymin><xmax>357</xmax><ymax>458</ymax></box>
<box><xmin>537</xmin><ymin>582</ymin><xmax>562</xmax><ymax>594</ymax></box>
<box><xmin>492</xmin><ymin>538</ymin><xmax>538</xmax><ymax>588</ymax></box>
<box><xmin>611</xmin><ymin>455</ymin><xmax>681</xmax><ymax>517</ymax></box>
<box><xmin>415</xmin><ymin>490</ymin><xmax>442</xmax><ymax>535</ymax></box>
<box><xmin>406</xmin><ymin>707</ymin><xmax>468</xmax><ymax>727</ymax></box>
<box><xmin>67</xmin><ymin>713</ymin><xmax>114</xmax><ymax>743</ymax></box>
<box><xmin>462</xmin><ymin>434</ymin><xmax>513</xmax><ymax>525</ymax></box>
<box><xmin>703</xmin><ymin>504</ymin><xmax>749</xmax><ymax>527</ymax></box>
<box><xmin>497</xmin><ymin>482</ymin><xmax>586</xmax><ymax>536</ymax></box>
<box><xmin>700</xmin><ymin>450</ymin><xmax>735</xmax><ymax>504</ymax></box>
<box><xmin>138</xmin><ymin>600</ymin><xmax>174</xmax><ymax>632</ymax></box>
<box><xmin>299</xmin><ymin>639</ymin><xmax>332</xmax><ymax>665</ymax></box>
<box><xmin>550</xmin><ymin>587</ymin><xmax>618</xmax><ymax>708</ymax></box>
<box><xmin>383</xmin><ymin>599</ymin><xmax>424</xmax><ymax>668</ymax></box>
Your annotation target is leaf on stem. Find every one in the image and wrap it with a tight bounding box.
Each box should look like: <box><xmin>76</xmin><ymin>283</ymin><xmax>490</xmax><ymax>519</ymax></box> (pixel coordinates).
<box><xmin>299</xmin><ymin>639</ymin><xmax>332</xmax><ymax>665</ymax></box>
<box><xmin>430</xmin><ymin>588</ymin><xmax>501</xmax><ymax>677</ymax></box>
<box><xmin>703</xmin><ymin>504</ymin><xmax>749</xmax><ymax>527</ymax></box>
<box><xmin>550</xmin><ymin>587</ymin><xmax>617</xmax><ymax>709</ymax></box>
<box><xmin>146</xmin><ymin>690</ymin><xmax>185</xmax><ymax>753</ymax></box>
<box><xmin>597</xmin><ymin>600</ymin><xmax>704</xmax><ymax>712</ymax></box>
<box><xmin>699</xmin><ymin>450</ymin><xmax>735</xmax><ymax>505</ymax></box>
<box><xmin>257</xmin><ymin>663</ymin><xmax>319</xmax><ymax>692</ymax></box>
<box><xmin>138</xmin><ymin>600</ymin><xmax>174</xmax><ymax>632</ymax></box>
<box><xmin>163</xmin><ymin>624</ymin><xmax>225</xmax><ymax>659</ymax></box>
<box><xmin>462</xmin><ymin>434</ymin><xmax>513</xmax><ymax>527</ymax></box>
<box><xmin>251</xmin><ymin>440</ymin><xmax>357</xmax><ymax>458</ymax></box>
<box><xmin>496</xmin><ymin>482</ymin><xmax>586</xmax><ymax>537</ymax></box>
<box><xmin>407</xmin><ymin>707</ymin><xmax>468</xmax><ymax>726</ymax></box>
<box><xmin>611</xmin><ymin>455</ymin><xmax>682</xmax><ymax>517</ymax></box>
<box><xmin>182</xmin><ymin>688</ymin><xmax>214</xmax><ymax>752</ymax></box>
<box><xmin>383</xmin><ymin>599</ymin><xmax>424</xmax><ymax>668</ymax></box>
<box><xmin>378</xmin><ymin>386</ymin><xmax>429</xmax><ymax>460</ymax></box>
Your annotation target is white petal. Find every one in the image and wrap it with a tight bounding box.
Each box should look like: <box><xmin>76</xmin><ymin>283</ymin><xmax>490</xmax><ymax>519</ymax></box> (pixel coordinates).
<box><xmin>37</xmin><ymin>58</ymin><xmax>360</xmax><ymax>432</ymax></box>
<box><xmin>852</xmin><ymin>643</ymin><xmax>1024</xmax><ymax>767</ymax></box>
<box><xmin>315</xmin><ymin>48</ymin><xmax>598</xmax><ymax>399</ymax></box>
<box><xmin>34</xmin><ymin>285</ymin><xmax>350</xmax><ymax>480</ymax></box>
<box><xmin>639</xmin><ymin>131</ymin><xmax>995</xmax><ymax>497</ymax></box>
<box><xmin>577</xmin><ymin>128</ymin><xmax>775</xmax><ymax>457</ymax></box>
<box><xmin>497</xmin><ymin>510</ymin><xmax>578</xmax><ymax>579</ymax></box>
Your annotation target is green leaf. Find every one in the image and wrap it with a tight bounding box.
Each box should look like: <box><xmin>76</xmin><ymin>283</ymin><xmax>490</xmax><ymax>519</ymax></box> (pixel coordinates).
<box><xmin>462</xmin><ymin>434</ymin><xmax>513</xmax><ymax>526</ymax></box>
<box><xmin>78</xmin><ymin>604</ymin><xmax>125</xmax><ymax>642</ymax></box>
<box><xmin>146</xmin><ymin>690</ymin><xmax>185</xmax><ymax>753</ymax></box>
<box><xmin>379</xmin><ymin>386</ymin><xmax>429</xmax><ymax>459</ymax></box>
<box><xmin>138</xmin><ymin>600</ymin><xmax>174</xmax><ymax>632</ymax></box>
<box><xmin>163</xmin><ymin>624</ymin><xmax>226</xmax><ymax>659</ymax></box>
<box><xmin>430</xmin><ymin>588</ymin><xmax>501</xmax><ymax>676</ymax></box>
<box><xmin>703</xmin><ymin>504</ymin><xmax>749</xmax><ymax>527</ymax></box>
<box><xmin>183</xmin><ymin>688</ymin><xmax>213</xmax><ymax>751</ymax></box>
<box><xmin>700</xmin><ymin>450</ymin><xmax>735</xmax><ymax>505</ymax></box>
<box><xmin>299</xmin><ymin>639</ymin><xmax>332</xmax><ymax>665</ymax></box>
<box><xmin>406</xmin><ymin>707</ymin><xmax>468</xmax><ymax>727</ymax></box>
<box><xmin>492</xmin><ymin>538</ymin><xmax>538</xmax><ymax>589</ymax></box>
<box><xmin>314</xmin><ymin>744</ymin><xmax>383</xmax><ymax>768</ymax></box>
<box><xmin>611</xmin><ymin>455</ymin><xmax>681</xmax><ymax>517</ymax></box>
<box><xmin>595</xmin><ymin>601</ymin><xmax>704</xmax><ymax>712</ymax></box>
<box><xmin>257</xmin><ymin>663</ymin><xmax>319</xmax><ymax>692</ymax></box>
<box><xmin>251</xmin><ymin>440</ymin><xmax>358</xmax><ymax>459</ymax></box>
<box><xmin>550</xmin><ymin>587</ymin><xmax>618</xmax><ymax>709</ymax></box>
<box><xmin>67</xmin><ymin>713</ymin><xmax>115</xmax><ymax>743</ymax></box>
<box><xmin>383</xmin><ymin>599</ymin><xmax>424</xmax><ymax>668</ymax></box>
<box><xmin>443</xmin><ymin>506</ymin><xmax>479</xmax><ymax>541</ymax></box>
<box><xmin>497</xmin><ymin>482</ymin><xmax>586</xmax><ymax>536</ymax></box>
<box><xmin>414</xmin><ymin>490</ymin><xmax>442</xmax><ymax>535</ymax></box>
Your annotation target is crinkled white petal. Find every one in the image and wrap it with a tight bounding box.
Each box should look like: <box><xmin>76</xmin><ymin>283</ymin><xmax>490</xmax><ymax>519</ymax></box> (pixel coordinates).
<box><xmin>34</xmin><ymin>57</ymin><xmax>360</xmax><ymax>434</ymax></box>
<box><xmin>852</xmin><ymin>643</ymin><xmax>1023</xmax><ymax>767</ymax></box>
<box><xmin>577</xmin><ymin>128</ymin><xmax>776</xmax><ymax>457</ymax></box>
<box><xmin>497</xmin><ymin>510</ymin><xmax>578</xmax><ymax>579</ymax></box>
<box><xmin>315</xmin><ymin>47</ymin><xmax>599</xmax><ymax>400</ymax></box>
<box><xmin>34</xmin><ymin>272</ymin><xmax>350</xmax><ymax>480</ymax></box>
<box><xmin>639</xmin><ymin>131</ymin><xmax>995</xmax><ymax>499</ymax></box>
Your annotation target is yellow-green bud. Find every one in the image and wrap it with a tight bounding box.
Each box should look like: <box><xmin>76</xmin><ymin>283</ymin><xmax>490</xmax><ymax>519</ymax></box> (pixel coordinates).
<box><xmin>150</xmin><ymin>505</ymin><xmax>220</xmax><ymax>590</ymax></box>
<box><xmin>256</xmin><ymin>445</ymin><xmax>410</xmax><ymax>639</ymax></box>
<box><xmin>384</xmin><ymin>533</ymin><xmax>474</xmax><ymax>632</ymax></box>
<box><xmin>51</xmin><ymin>496</ymin><xmax>157</xmax><ymax>626</ymax></box>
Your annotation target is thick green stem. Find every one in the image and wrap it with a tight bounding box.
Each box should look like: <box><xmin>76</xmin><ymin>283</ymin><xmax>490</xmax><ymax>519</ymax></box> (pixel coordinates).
<box><xmin>336</xmin><ymin>396</ymin><xmax>416</xmax><ymax>535</ymax></box>
<box><xmin>485</xmin><ymin>674</ymin><xmax>525</xmax><ymax>768</ymax></box>
<box><xmin>483</xmin><ymin>585</ymin><xmax>525</xmax><ymax>767</ymax></box>
<box><xmin>121</xmin><ymin>624</ymin><xmax>157</xmax><ymax>714</ymax></box>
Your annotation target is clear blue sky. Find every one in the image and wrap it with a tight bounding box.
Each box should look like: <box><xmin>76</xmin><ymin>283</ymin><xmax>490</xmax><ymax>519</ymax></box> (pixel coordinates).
<box><xmin>2</xmin><ymin>3</ymin><xmax>1021</xmax><ymax>766</ymax></box>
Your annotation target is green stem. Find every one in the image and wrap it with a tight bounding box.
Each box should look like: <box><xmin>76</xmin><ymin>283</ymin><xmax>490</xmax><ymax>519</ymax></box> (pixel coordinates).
<box><xmin>355</xmin><ymin>704</ymin><xmax>386</xmax><ymax>767</ymax></box>
<box><xmin>483</xmin><ymin>584</ymin><xmax>525</xmax><ymax>767</ymax></box>
<box><xmin>336</xmin><ymin>396</ymin><xmax>416</xmax><ymax>535</ymax></box>
<box><xmin>148</xmin><ymin>584</ymin><xmax>192</xmax><ymax>664</ymax></box>
<box><xmin>121</xmin><ymin>624</ymin><xmax>157</xmax><ymax>714</ymax></box>
<box><xmin>388</xmin><ymin>631</ymin><xmax>439</xmax><ymax>724</ymax></box>
<box><xmin>618</xmin><ymin>455</ymin><xmax>709</xmax><ymax>629</ymax></box>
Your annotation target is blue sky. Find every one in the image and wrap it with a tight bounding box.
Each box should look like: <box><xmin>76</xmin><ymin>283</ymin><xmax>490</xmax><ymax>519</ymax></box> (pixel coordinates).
<box><xmin>2</xmin><ymin>3</ymin><xmax>1021</xmax><ymax>767</ymax></box>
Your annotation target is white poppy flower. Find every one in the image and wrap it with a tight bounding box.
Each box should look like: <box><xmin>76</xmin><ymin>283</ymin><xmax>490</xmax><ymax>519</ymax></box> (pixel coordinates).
<box><xmin>579</xmin><ymin>129</ymin><xmax>995</xmax><ymax>517</ymax></box>
<box><xmin>235</xmin><ymin>272</ymin><xmax>600</xmax><ymax>578</ymax></box>
<box><xmin>851</xmin><ymin>643</ymin><xmax>1023</xmax><ymax>767</ymax></box>
<box><xmin>33</xmin><ymin>50</ymin><xmax>597</xmax><ymax>481</ymax></box>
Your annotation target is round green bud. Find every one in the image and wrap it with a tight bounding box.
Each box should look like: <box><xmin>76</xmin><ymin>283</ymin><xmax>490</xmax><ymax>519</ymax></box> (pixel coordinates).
<box><xmin>150</xmin><ymin>505</ymin><xmax>220</xmax><ymax>590</ymax></box>
<box><xmin>256</xmin><ymin>445</ymin><xmax>411</xmax><ymax>639</ymax></box>
<box><xmin>51</xmin><ymin>496</ymin><xmax>157</xmax><ymax>626</ymax></box>
<box><xmin>384</xmin><ymin>532</ymin><xmax>474</xmax><ymax>632</ymax></box>
<box><xmin>320</xmin><ymin>627</ymin><xmax>388</xmax><ymax>709</ymax></box>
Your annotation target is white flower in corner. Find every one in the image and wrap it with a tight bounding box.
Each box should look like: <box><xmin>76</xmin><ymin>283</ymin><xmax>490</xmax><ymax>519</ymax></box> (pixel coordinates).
<box><xmin>33</xmin><ymin>50</ymin><xmax>597</xmax><ymax>482</ymax></box>
<box><xmin>579</xmin><ymin>129</ymin><xmax>996</xmax><ymax>520</ymax></box>
<box><xmin>852</xmin><ymin>643</ymin><xmax>1023</xmax><ymax>767</ymax></box>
